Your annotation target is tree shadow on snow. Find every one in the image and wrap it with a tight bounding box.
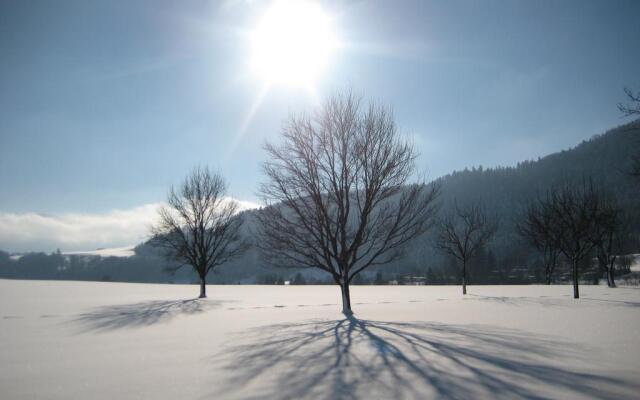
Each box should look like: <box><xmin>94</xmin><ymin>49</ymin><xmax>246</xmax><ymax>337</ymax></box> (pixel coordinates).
<box><xmin>580</xmin><ymin>297</ymin><xmax>640</xmax><ymax>307</ymax></box>
<box><xmin>211</xmin><ymin>316</ymin><xmax>636</xmax><ymax>400</ymax></box>
<box><xmin>72</xmin><ymin>298</ymin><xmax>227</xmax><ymax>332</ymax></box>
<box><xmin>465</xmin><ymin>294</ymin><xmax>568</xmax><ymax>307</ymax></box>
<box><xmin>467</xmin><ymin>293</ymin><xmax>640</xmax><ymax>308</ymax></box>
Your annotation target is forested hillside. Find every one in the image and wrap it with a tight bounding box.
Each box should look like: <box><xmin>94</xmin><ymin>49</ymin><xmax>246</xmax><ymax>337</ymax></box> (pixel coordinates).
<box><xmin>410</xmin><ymin>120</ymin><xmax>640</xmax><ymax>283</ymax></box>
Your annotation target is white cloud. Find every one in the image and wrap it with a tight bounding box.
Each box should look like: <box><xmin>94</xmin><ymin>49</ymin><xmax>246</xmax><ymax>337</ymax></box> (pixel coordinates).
<box><xmin>0</xmin><ymin>198</ymin><xmax>260</xmax><ymax>253</ymax></box>
<box><xmin>233</xmin><ymin>198</ymin><xmax>262</xmax><ymax>212</ymax></box>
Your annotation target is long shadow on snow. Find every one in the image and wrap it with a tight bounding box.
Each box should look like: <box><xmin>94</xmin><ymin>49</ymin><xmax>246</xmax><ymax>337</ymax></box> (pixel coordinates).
<box><xmin>467</xmin><ymin>293</ymin><xmax>640</xmax><ymax>308</ymax></box>
<box><xmin>211</xmin><ymin>316</ymin><xmax>635</xmax><ymax>400</ymax></box>
<box><xmin>72</xmin><ymin>298</ymin><xmax>227</xmax><ymax>332</ymax></box>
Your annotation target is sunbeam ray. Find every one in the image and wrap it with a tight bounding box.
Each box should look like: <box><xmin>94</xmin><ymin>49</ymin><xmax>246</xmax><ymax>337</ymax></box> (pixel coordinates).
<box><xmin>224</xmin><ymin>82</ymin><xmax>272</xmax><ymax>162</ymax></box>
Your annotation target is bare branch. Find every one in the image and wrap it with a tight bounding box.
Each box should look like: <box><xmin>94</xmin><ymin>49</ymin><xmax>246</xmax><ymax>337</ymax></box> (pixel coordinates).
<box><xmin>516</xmin><ymin>198</ymin><xmax>561</xmax><ymax>284</ymax></box>
<box><xmin>256</xmin><ymin>91</ymin><xmax>439</xmax><ymax>313</ymax></box>
<box><xmin>617</xmin><ymin>87</ymin><xmax>640</xmax><ymax>117</ymax></box>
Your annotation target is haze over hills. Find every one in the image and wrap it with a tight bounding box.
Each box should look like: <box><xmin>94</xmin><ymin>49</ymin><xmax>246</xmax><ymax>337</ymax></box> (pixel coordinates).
<box><xmin>1</xmin><ymin>120</ymin><xmax>638</xmax><ymax>284</ymax></box>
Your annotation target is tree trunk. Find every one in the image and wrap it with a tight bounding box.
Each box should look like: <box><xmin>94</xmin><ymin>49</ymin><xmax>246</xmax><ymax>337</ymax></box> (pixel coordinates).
<box><xmin>546</xmin><ymin>266</ymin><xmax>552</xmax><ymax>285</ymax></box>
<box><xmin>572</xmin><ymin>258</ymin><xmax>579</xmax><ymax>299</ymax></box>
<box><xmin>462</xmin><ymin>260</ymin><xmax>467</xmax><ymax>295</ymax></box>
<box><xmin>546</xmin><ymin>250</ymin><xmax>557</xmax><ymax>285</ymax></box>
<box><xmin>199</xmin><ymin>275</ymin><xmax>207</xmax><ymax>298</ymax></box>
<box><xmin>607</xmin><ymin>266</ymin><xmax>616</xmax><ymax>288</ymax></box>
<box><xmin>340</xmin><ymin>282</ymin><xmax>352</xmax><ymax>315</ymax></box>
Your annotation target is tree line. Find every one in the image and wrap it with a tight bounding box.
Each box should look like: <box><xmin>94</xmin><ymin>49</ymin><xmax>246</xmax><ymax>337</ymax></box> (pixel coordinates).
<box><xmin>1</xmin><ymin>89</ymin><xmax>638</xmax><ymax>313</ymax></box>
<box><xmin>148</xmin><ymin>90</ymin><xmax>639</xmax><ymax>312</ymax></box>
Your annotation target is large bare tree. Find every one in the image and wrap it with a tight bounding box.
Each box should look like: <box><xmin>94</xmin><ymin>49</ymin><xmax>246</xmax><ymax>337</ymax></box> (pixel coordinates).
<box><xmin>517</xmin><ymin>200</ymin><xmax>560</xmax><ymax>285</ymax></box>
<box><xmin>435</xmin><ymin>201</ymin><xmax>497</xmax><ymax>295</ymax></box>
<box><xmin>257</xmin><ymin>92</ymin><xmax>439</xmax><ymax>315</ymax></box>
<box><xmin>150</xmin><ymin>167</ymin><xmax>247</xmax><ymax>298</ymax></box>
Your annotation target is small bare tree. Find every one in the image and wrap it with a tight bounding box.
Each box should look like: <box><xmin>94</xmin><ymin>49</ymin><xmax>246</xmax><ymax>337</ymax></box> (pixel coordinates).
<box><xmin>150</xmin><ymin>167</ymin><xmax>247</xmax><ymax>298</ymax></box>
<box><xmin>517</xmin><ymin>200</ymin><xmax>560</xmax><ymax>285</ymax></box>
<box><xmin>257</xmin><ymin>92</ymin><xmax>439</xmax><ymax>315</ymax></box>
<box><xmin>592</xmin><ymin>200</ymin><xmax>626</xmax><ymax>288</ymax></box>
<box><xmin>435</xmin><ymin>201</ymin><xmax>497</xmax><ymax>295</ymax></box>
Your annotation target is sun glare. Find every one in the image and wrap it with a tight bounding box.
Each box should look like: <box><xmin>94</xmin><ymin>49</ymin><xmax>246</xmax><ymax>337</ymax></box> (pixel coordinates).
<box><xmin>250</xmin><ymin>0</ymin><xmax>337</xmax><ymax>87</ymax></box>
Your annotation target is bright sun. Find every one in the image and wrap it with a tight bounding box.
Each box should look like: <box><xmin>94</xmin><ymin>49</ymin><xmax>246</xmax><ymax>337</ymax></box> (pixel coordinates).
<box><xmin>250</xmin><ymin>0</ymin><xmax>337</xmax><ymax>87</ymax></box>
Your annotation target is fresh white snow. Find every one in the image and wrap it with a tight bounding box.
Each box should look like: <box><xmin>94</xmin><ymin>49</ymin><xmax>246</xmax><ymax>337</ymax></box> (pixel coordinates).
<box><xmin>1</xmin><ymin>280</ymin><xmax>639</xmax><ymax>399</ymax></box>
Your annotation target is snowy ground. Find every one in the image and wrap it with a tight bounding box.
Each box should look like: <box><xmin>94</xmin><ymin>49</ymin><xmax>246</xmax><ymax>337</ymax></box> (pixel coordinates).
<box><xmin>1</xmin><ymin>280</ymin><xmax>639</xmax><ymax>400</ymax></box>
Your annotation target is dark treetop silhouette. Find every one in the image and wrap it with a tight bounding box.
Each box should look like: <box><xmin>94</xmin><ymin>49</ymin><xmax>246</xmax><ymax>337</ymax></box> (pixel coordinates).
<box><xmin>150</xmin><ymin>166</ymin><xmax>248</xmax><ymax>298</ymax></box>
<box><xmin>591</xmin><ymin>197</ymin><xmax>627</xmax><ymax>288</ymax></box>
<box><xmin>529</xmin><ymin>182</ymin><xmax>613</xmax><ymax>299</ymax></box>
<box><xmin>257</xmin><ymin>92</ymin><xmax>439</xmax><ymax>314</ymax></box>
<box><xmin>517</xmin><ymin>198</ymin><xmax>560</xmax><ymax>285</ymax></box>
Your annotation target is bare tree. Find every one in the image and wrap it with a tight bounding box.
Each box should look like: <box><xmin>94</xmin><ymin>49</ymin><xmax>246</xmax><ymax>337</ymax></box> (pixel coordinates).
<box><xmin>540</xmin><ymin>182</ymin><xmax>606</xmax><ymax>299</ymax></box>
<box><xmin>592</xmin><ymin>200</ymin><xmax>626</xmax><ymax>288</ymax></box>
<box><xmin>435</xmin><ymin>201</ymin><xmax>497</xmax><ymax>295</ymax></box>
<box><xmin>257</xmin><ymin>92</ymin><xmax>439</xmax><ymax>315</ymax></box>
<box><xmin>150</xmin><ymin>167</ymin><xmax>248</xmax><ymax>298</ymax></box>
<box><xmin>517</xmin><ymin>200</ymin><xmax>560</xmax><ymax>285</ymax></box>
<box><xmin>617</xmin><ymin>87</ymin><xmax>640</xmax><ymax>117</ymax></box>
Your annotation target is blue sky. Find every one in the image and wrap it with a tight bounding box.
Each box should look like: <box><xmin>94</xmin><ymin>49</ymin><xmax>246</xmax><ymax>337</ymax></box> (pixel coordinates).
<box><xmin>0</xmin><ymin>0</ymin><xmax>639</xmax><ymax>251</ymax></box>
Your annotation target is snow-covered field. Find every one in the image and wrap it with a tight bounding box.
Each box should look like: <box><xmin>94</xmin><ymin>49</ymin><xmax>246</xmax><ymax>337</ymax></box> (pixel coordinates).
<box><xmin>1</xmin><ymin>280</ymin><xmax>639</xmax><ymax>399</ymax></box>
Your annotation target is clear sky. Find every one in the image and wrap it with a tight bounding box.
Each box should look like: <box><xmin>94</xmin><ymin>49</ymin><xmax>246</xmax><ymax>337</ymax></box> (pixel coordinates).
<box><xmin>1</xmin><ymin>0</ymin><xmax>639</xmax><ymax>251</ymax></box>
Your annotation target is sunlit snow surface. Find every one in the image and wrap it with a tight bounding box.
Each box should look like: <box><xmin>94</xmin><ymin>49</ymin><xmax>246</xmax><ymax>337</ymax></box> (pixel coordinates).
<box><xmin>1</xmin><ymin>281</ymin><xmax>639</xmax><ymax>399</ymax></box>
